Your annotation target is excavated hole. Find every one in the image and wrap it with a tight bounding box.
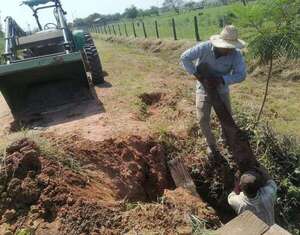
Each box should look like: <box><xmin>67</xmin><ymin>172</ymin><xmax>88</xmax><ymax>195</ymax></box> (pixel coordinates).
<box><xmin>50</xmin><ymin>135</ymin><xmax>177</xmax><ymax>203</ymax></box>
<box><xmin>190</xmin><ymin>159</ymin><xmax>236</xmax><ymax>223</ymax></box>
<box><xmin>138</xmin><ymin>92</ymin><xmax>164</xmax><ymax>106</ymax></box>
<box><xmin>0</xmin><ymin>136</ymin><xmax>226</xmax><ymax>234</ymax></box>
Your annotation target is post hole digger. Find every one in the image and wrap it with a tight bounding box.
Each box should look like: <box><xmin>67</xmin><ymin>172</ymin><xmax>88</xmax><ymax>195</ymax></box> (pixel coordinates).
<box><xmin>0</xmin><ymin>0</ymin><xmax>105</xmax><ymax>124</ymax></box>
<box><xmin>195</xmin><ymin>63</ymin><xmax>259</xmax><ymax>173</ymax></box>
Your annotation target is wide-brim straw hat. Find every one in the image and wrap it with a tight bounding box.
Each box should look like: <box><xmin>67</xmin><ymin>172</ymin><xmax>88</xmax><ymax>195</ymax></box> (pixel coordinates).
<box><xmin>210</xmin><ymin>25</ymin><xmax>246</xmax><ymax>49</ymax></box>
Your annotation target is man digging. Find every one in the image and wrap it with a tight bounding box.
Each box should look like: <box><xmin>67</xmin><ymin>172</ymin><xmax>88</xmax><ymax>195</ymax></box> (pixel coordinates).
<box><xmin>180</xmin><ymin>25</ymin><xmax>246</xmax><ymax>157</ymax></box>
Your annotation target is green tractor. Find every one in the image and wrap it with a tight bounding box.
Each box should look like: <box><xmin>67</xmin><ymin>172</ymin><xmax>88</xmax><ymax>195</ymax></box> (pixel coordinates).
<box><xmin>0</xmin><ymin>0</ymin><xmax>104</xmax><ymax>123</ymax></box>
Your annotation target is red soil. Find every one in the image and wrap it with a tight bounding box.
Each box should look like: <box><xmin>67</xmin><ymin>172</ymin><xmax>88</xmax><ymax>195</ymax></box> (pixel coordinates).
<box><xmin>0</xmin><ymin>136</ymin><xmax>220</xmax><ymax>235</ymax></box>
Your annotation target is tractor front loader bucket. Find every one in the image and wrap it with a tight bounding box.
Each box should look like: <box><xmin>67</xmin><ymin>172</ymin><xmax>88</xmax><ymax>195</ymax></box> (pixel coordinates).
<box><xmin>0</xmin><ymin>52</ymin><xmax>96</xmax><ymax>122</ymax></box>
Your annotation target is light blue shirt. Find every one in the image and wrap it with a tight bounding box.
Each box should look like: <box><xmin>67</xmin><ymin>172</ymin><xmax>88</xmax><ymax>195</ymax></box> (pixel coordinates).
<box><xmin>180</xmin><ymin>41</ymin><xmax>246</xmax><ymax>94</ymax></box>
<box><xmin>228</xmin><ymin>180</ymin><xmax>277</xmax><ymax>225</ymax></box>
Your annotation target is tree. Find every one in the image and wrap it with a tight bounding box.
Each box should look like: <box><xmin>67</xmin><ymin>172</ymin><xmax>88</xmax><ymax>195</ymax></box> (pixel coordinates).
<box><xmin>162</xmin><ymin>0</ymin><xmax>184</xmax><ymax>14</ymax></box>
<box><xmin>124</xmin><ymin>5</ymin><xmax>139</xmax><ymax>19</ymax></box>
<box><xmin>184</xmin><ymin>1</ymin><xmax>198</xmax><ymax>10</ymax></box>
<box><xmin>234</xmin><ymin>0</ymin><xmax>300</xmax><ymax>122</ymax></box>
<box><xmin>241</xmin><ymin>0</ymin><xmax>248</xmax><ymax>6</ymax></box>
<box><xmin>148</xmin><ymin>6</ymin><xmax>160</xmax><ymax>16</ymax></box>
<box><xmin>73</xmin><ymin>18</ymin><xmax>86</xmax><ymax>27</ymax></box>
<box><xmin>220</xmin><ymin>0</ymin><xmax>229</xmax><ymax>5</ymax></box>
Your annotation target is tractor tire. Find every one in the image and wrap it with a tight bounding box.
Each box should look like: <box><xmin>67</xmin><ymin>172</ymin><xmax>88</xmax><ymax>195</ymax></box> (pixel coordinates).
<box><xmin>84</xmin><ymin>33</ymin><xmax>95</xmax><ymax>46</ymax></box>
<box><xmin>83</xmin><ymin>45</ymin><xmax>105</xmax><ymax>85</ymax></box>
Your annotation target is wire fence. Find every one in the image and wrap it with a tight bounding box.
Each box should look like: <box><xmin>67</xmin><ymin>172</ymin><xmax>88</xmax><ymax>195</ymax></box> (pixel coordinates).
<box><xmin>89</xmin><ymin>14</ymin><xmax>225</xmax><ymax>42</ymax></box>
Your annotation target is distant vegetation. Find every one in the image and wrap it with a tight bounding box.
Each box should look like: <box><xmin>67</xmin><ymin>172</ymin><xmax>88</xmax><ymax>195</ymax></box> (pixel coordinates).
<box><xmin>72</xmin><ymin>0</ymin><xmax>254</xmax><ymax>29</ymax></box>
<box><xmin>90</xmin><ymin>4</ymin><xmax>242</xmax><ymax>41</ymax></box>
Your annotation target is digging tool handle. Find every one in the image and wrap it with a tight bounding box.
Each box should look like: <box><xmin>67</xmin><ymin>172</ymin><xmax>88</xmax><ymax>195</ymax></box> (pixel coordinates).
<box><xmin>195</xmin><ymin>64</ymin><xmax>259</xmax><ymax>173</ymax></box>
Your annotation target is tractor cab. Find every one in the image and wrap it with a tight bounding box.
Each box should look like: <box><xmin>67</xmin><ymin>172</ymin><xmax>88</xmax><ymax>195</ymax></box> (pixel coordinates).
<box><xmin>5</xmin><ymin>0</ymin><xmax>74</xmax><ymax>61</ymax></box>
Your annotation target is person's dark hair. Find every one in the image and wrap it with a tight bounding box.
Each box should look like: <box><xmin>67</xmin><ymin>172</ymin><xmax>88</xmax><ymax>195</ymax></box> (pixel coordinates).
<box><xmin>240</xmin><ymin>171</ymin><xmax>261</xmax><ymax>198</ymax></box>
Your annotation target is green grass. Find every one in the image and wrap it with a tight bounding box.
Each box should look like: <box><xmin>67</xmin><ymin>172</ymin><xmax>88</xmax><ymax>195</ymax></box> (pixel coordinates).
<box><xmin>99</xmin><ymin>3</ymin><xmax>254</xmax><ymax>42</ymax></box>
<box><xmin>231</xmin><ymin>78</ymin><xmax>300</xmax><ymax>140</ymax></box>
<box><xmin>96</xmin><ymin>36</ymin><xmax>300</xmax><ymax>141</ymax></box>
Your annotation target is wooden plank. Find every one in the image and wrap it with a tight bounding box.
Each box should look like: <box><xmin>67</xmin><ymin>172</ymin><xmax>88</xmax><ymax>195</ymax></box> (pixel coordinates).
<box><xmin>264</xmin><ymin>224</ymin><xmax>291</xmax><ymax>235</ymax></box>
<box><xmin>216</xmin><ymin>211</ymin><xmax>269</xmax><ymax>235</ymax></box>
<box><xmin>167</xmin><ymin>158</ymin><xmax>199</xmax><ymax>197</ymax></box>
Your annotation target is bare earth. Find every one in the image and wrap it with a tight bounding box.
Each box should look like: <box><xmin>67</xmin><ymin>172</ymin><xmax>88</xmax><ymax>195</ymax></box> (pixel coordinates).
<box><xmin>0</xmin><ymin>39</ymin><xmax>194</xmax><ymax>141</ymax></box>
<box><xmin>2</xmin><ymin>37</ymin><xmax>299</xmax><ymax>234</ymax></box>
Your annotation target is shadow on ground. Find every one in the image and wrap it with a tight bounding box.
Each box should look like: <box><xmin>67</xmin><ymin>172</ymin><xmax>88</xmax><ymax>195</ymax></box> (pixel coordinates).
<box><xmin>10</xmin><ymin>98</ymin><xmax>106</xmax><ymax>132</ymax></box>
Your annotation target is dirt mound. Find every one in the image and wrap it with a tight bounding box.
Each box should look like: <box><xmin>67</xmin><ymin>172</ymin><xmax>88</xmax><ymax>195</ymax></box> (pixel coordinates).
<box><xmin>0</xmin><ymin>135</ymin><xmax>220</xmax><ymax>234</ymax></box>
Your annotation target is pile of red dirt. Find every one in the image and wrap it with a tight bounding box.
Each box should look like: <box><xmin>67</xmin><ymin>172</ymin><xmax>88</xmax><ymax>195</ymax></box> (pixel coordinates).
<box><xmin>0</xmin><ymin>135</ymin><xmax>220</xmax><ymax>234</ymax></box>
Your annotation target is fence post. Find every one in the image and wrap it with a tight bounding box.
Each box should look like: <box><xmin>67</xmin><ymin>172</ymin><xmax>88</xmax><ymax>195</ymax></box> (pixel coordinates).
<box><xmin>132</xmin><ymin>22</ymin><xmax>137</xmax><ymax>38</ymax></box>
<box><xmin>118</xmin><ymin>24</ymin><xmax>122</xmax><ymax>36</ymax></box>
<box><xmin>104</xmin><ymin>25</ymin><xmax>107</xmax><ymax>34</ymax></box>
<box><xmin>142</xmin><ymin>21</ymin><xmax>147</xmax><ymax>38</ymax></box>
<box><xmin>112</xmin><ymin>25</ymin><xmax>117</xmax><ymax>35</ymax></box>
<box><xmin>155</xmin><ymin>20</ymin><xmax>160</xmax><ymax>39</ymax></box>
<box><xmin>194</xmin><ymin>16</ymin><xmax>200</xmax><ymax>41</ymax></box>
<box><xmin>172</xmin><ymin>18</ymin><xmax>177</xmax><ymax>40</ymax></box>
<box><xmin>124</xmin><ymin>23</ymin><xmax>128</xmax><ymax>37</ymax></box>
<box><xmin>108</xmin><ymin>25</ymin><xmax>112</xmax><ymax>35</ymax></box>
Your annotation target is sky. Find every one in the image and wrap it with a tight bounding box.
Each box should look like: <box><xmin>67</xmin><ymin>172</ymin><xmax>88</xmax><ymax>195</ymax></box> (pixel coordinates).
<box><xmin>1</xmin><ymin>0</ymin><xmax>165</xmax><ymax>29</ymax></box>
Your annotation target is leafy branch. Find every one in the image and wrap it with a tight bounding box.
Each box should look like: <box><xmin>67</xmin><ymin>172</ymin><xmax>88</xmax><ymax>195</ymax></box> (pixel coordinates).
<box><xmin>233</xmin><ymin>0</ymin><xmax>300</xmax><ymax>123</ymax></box>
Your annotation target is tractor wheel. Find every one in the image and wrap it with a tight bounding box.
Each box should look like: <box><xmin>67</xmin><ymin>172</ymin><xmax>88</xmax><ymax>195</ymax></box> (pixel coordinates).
<box><xmin>84</xmin><ymin>33</ymin><xmax>95</xmax><ymax>46</ymax></box>
<box><xmin>83</xmin><ymin>45</ymin><xmax>105</xmax><ymax>85</ymax></box>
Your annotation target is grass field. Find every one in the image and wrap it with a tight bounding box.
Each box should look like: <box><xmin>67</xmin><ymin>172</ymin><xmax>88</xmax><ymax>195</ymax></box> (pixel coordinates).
<box><xmin>99</xmin><ymin>3</ymin><xmax>254</xmax><ymax>42</ymax></box>
<box><xmin>96</xmin><ymin>35</ymin><xmax>300</xmax><ymax>141</ymax></box>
